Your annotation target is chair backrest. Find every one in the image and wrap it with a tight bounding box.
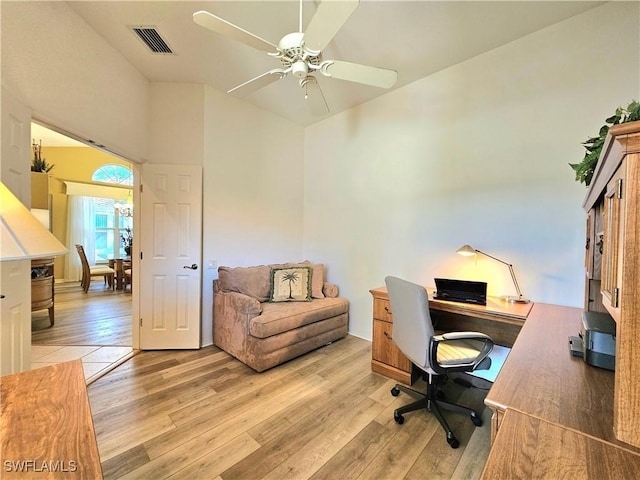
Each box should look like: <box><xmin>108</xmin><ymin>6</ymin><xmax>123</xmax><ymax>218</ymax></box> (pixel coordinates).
<box><xmin>385</xmin><ymin>276</ymin><xmax>435</xmax><ymax>370</ymax></box>
<box><xmin>75</xmin><ymin>244</ymin><xmax>91</xmax><ymax>278</ymax></box>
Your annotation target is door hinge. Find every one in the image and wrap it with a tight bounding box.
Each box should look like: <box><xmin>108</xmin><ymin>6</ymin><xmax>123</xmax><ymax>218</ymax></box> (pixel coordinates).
<box><xmin>617</xmin><ymin>178</ymin><xmax>623</xmax><ymax>199</ymax></box>
<box><xmin>139</xmin><ymin>318</ymin><xmax>143</xmax><ymax>327</ymax></box>
<box><xmin>612</xmin><ymin>287</ymin><xmax>619</xmax><ymax>308</ymax></box>
<box><xmin>140</xmin><ymin>184</ymin><xmax>144</xmax><ymax>193</ymax></box>
<box><xmin>140</xmin><ymin>251</ymin><xmax>143</xmax><ymax>260</ymax></box>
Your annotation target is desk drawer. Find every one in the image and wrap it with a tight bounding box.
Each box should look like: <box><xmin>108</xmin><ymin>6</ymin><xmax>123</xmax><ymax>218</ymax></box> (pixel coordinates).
<box><xmin>373</xmin><ymin>298</ymin><xmax>393</xmax><ymax>322</ymax></box>
<box><xmin>372</xmin><ymin>319</ymin><xmax>412</xmax><ymax>371</ymax></box>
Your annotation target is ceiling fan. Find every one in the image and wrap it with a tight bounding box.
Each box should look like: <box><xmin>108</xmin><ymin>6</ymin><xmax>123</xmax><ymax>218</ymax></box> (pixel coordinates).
<box><xmin>193</xmin><ymin>0</ymin><xmax>398</xmax><ymax>116</ymax></box>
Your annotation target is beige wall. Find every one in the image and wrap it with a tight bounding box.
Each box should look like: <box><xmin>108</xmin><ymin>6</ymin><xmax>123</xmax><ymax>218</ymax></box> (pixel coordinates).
<box><xmin>32</xmin><ymin>146</ymin><xmax>131</xmax><ymax>279</ymax></box>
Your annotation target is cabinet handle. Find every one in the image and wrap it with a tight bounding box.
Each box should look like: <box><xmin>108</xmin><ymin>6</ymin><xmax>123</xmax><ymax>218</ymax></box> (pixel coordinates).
<box><xmin>383</xmin><ymin>331</ymin><xmax>392</xmax><ymax>340</ymax></box>
<box><xmin>384</xmin><ymin>306</ymin><xmax>392</xmax><ymax>315</ymax></box>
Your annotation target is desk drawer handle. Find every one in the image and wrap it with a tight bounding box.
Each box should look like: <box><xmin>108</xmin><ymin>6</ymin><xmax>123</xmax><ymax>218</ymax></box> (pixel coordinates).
<box><xmin>384</xmin><ymin>306</ymin><xmax>392</xmax><ymax>315</ymax></box>
<box><xmin>383</xmin><ymin>331</ymin><xmax>392</xmax><ymax>340</ymax></box>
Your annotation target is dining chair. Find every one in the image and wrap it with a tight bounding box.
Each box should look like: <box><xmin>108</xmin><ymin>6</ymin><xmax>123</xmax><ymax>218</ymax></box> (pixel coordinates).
<box><xmin>75</xmin><ymin>244</ymin><xmax>115</xmax><ymax>293</ymax></box>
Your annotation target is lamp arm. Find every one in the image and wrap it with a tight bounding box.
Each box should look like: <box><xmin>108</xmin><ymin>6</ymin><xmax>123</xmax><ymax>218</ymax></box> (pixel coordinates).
<box><xmin>507</xmin><ymin>264</ymin><xmax>524</xmax><ymax>299</ymax></box>
<box><xmin>475</xmin><ymin>249</ymin><xmax>524</xmax><ymax>298</ymax></box>
<box><xmin>474</xmin><ymin>249</ymin><xmax>510</xmax><ymax>266</ymax></box>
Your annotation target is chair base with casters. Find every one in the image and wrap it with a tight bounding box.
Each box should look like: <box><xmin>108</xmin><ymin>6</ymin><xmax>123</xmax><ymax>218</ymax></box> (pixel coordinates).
<box><xmin>390</xmin><ymin>374</ymin><xmax>482</xmax><ymax>449</ymax></box>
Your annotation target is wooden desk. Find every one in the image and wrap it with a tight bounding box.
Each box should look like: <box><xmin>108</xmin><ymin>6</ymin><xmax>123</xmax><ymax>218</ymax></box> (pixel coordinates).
<box><xmin>480</xmin><ymin>409</ymin><xmax>640</xmax><ymax>479</ymax></box>
<box><xmin>484</xmin><ymin>302</ymin><xmax>640</xmax><ymax>453</ymax></box>
<box><xmin>369</xmin><ymin>286</ymin><xmax>532</xmax><ymax>384</ymax></box>
<box><xmin>1</xmin><ymin>360</ymin><xmax>103</xmax><ymax>479</ymax></box>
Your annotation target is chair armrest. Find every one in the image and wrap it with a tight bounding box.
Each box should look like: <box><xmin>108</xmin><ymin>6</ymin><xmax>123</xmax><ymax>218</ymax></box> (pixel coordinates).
<box><xmin>428</xmin><ymin>331</ymin><xmax>494</xmax><ymax>375</ymax></box>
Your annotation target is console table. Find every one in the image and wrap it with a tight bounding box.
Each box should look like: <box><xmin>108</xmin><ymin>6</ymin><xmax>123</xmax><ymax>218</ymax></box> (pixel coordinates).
<box><xmin>31</xmin><ymin>257</ymin><xmax>55</xmax><ymax>326</ymax></box>
<box><xmin>369</xmin><ymin>286</ymin><xmax>532</xmax><ymax>384</ymax></box>
<box><xmin>0</xmin><ymin>360</ymin><xmax>103</xmax><ymax>479</ymax></box>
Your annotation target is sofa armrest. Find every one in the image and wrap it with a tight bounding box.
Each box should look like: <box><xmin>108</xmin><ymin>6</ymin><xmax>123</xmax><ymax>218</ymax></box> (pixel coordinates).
<box><xmin>213</xmin><ymin>289</ymin><xmax>262</xmax><ymax>358</ymax></box>
<box><xmin>323</xmin><ymin>282</ymin><xmax>339</xmax><ymax>298</ymax></box>
<box><xmin>216</xmin><ymin>290</ymin><xmax>262</xmax><ymax>317</ymax></box>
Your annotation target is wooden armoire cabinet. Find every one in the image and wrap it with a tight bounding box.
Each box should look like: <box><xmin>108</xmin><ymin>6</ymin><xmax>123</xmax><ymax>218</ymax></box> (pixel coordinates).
<box><xmin>582</xmin><ymin>120</ymin><xmax>640</xmax><ymax>448</ymax></box>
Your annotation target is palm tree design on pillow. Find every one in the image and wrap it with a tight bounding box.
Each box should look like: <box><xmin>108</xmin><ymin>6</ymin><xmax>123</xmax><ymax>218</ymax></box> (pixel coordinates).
<box><xmin>281</xmin><ymin>271</ymin><xmax>300</xmax><ymax>299</ymax></box>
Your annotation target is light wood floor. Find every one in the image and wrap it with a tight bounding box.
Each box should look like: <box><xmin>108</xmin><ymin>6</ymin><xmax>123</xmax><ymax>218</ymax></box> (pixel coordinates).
<box><xmin>32</xmin><ymin>281</ymin><xmax>132</xmax><ymax>346</ymax></box>
<box><xmin>88</xmin><ymin>336</ymin><xmax>492</xmax><ymax>479</ymax></box>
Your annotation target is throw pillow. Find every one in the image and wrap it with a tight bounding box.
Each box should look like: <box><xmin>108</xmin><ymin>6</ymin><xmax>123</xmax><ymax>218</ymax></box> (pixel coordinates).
<box><xmin>269</xmin><ymin>266</ymin><xmax>312</xmax><ymax>302</ymax></box>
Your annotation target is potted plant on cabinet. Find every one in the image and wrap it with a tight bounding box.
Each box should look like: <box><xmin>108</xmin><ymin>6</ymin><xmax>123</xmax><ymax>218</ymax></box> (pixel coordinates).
<box><xmin>30</xmin><ymin>139</ymin><xmax>54</xmax><ymax>173</ymax></box>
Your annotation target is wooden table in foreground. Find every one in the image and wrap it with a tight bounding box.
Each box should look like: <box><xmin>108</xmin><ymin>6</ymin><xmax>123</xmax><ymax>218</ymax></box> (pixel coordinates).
<box><xmin>0</xmin><ymin>360</ymin><xmax>103</xmax><ymax>479</ymax></box>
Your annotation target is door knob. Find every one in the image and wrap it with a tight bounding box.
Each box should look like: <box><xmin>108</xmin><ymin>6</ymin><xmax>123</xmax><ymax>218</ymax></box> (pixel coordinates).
<box><xmin>183</xmin><ymin>264</ymin><xmax>198</xmax><ymax>270</ymax></box>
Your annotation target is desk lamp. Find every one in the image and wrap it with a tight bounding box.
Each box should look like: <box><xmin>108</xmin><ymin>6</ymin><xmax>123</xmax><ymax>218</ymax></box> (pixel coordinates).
<box><xmin>456</xmin><ymin>244</ymin><xmax>529</xmax><ymax>304</ymax></box>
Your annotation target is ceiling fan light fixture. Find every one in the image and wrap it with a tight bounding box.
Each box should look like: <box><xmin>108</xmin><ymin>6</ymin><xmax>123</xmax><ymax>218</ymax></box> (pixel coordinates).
<box><xmin>292</xmin><ymin>60</ymin><xmax>309</xmax><ymax>79</ymax></box>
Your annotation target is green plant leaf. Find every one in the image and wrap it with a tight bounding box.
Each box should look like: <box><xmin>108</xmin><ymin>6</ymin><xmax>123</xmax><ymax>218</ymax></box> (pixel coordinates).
<box><xmin>571</xmin><ymin>99</ymin><xmax>638</xmax><ymax>186</ymax></box>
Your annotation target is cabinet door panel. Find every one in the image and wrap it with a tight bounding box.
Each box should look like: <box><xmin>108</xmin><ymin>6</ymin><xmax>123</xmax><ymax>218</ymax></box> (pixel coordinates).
<box><xmin>601</xmin><ymin>160</ymin><xmax>625</xmax><ymax>320</ymax></box>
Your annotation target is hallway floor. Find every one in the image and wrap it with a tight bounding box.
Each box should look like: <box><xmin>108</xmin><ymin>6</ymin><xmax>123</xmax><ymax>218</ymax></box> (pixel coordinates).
<box><xmin>31</xmin><ymin>345</ymin><xmax>135</xmax><ymax>384</ymax></box>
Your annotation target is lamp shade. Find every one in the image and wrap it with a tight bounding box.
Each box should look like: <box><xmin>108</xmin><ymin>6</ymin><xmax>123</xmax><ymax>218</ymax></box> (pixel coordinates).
<box><xmin>0</xmin><ymin>182</ymin><xmax>68</xmax><ymax>261</ymax></box>
<box><xmin>456</xmin><ymin>244</ymin><xmax>477</xmax><ymax>257</ymax></box>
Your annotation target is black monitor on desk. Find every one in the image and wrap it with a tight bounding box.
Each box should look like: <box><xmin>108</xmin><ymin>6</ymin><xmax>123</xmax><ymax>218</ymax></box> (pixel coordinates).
<box><xmin>433</xmin><ymin>278</ymin><xmax>487</xmax><ymax>305</ymax></box>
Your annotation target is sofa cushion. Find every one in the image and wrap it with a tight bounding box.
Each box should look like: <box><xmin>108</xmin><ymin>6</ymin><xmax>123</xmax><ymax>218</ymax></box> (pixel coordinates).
<box><xmin>218</xmin><ymin>265</ymin><xmax>271</xmax><ymax>302</ymax></box>
<box><xmin>218</xmin><ymin>261</ymin><xmax>326</xmax><ymax>302</ymax></box>
<box><xmin>310</xmin><ymin>263</ymin><xmax>325</xmax><ymax>299</ymax></box>
<box><xmin>269</xmin><ymin>266</ymin><xmax>312</xmax><ymax>302</ymax></box>
<box><xmin>250</xmin><ymin>297</ymin><xmax>349</xmax><ymax>338</ymax></box>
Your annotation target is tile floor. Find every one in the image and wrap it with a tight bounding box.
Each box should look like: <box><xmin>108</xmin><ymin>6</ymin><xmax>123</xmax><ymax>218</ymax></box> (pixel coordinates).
<box><xmin>31</xmin><ymin>345</ymin><xmax>135</xmax><ymax>384</ymax></box>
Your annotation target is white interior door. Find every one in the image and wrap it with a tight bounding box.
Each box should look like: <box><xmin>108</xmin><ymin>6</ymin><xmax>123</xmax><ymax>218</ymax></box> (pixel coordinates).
<box><xmin>1</xmin><ymin>88</ymin><xmax>32</xmax><ymax>374</ymax></box>
<box><xmin>139</xmin><ymin>164</ymin><xmax>202</xmax><ymax>349</ymax></box>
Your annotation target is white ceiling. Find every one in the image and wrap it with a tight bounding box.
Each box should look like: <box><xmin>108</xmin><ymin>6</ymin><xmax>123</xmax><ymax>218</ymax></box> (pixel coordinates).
<box><xmin>64</xmin><ymin>1</ymin><xmax>602</xmax><ymax>127</ymax></box>
<box><xmin>31</xmin><ymin>122</ymin><xmax>87</xmax><ymax>147</ymax></box>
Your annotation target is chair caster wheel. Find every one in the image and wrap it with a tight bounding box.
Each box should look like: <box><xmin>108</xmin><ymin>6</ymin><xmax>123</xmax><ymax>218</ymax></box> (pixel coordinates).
<box><xmin>394</xmin><ymin>413</ymin><xmax>404</xmax><ymax>424</ymax></box>
<box><xmin>471</xmin><ymin>411</ymin><xmax>483</xmax><ymax>427</ymax></box>
<box><xmin>390</xmin><ymin>387</ymin><xmax>400</xmax><ymax>397</ymax></box>
<box><xmin>447</xmin><ymin>433</ymin><xmax>459</xmax><ymax>449</ymax></box>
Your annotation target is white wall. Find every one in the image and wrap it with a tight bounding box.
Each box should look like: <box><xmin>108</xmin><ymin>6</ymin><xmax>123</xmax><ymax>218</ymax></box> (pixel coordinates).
<box><xmin>0</xmin><ymin>1</ymin><xmax>149</xmax><ymax>161</ymax></box>
<box><xmin>303</xmin><ymin>2</ymin><xmax>640</xmax><ymax>340</ymax></box>
<box><xmin>201</xmin><ymin>86</ymin><xmax>305</xmax><ymax>345</ymax></box>
<box><xmin>148</xmin><ymin>83</ymin><xmax>205</xmax><ymax>166</ymax></box>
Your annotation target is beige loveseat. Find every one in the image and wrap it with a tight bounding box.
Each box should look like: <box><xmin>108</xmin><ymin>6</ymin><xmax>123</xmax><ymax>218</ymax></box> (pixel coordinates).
<box><xmin>213</xmin><ymin>262</ymin><xmax>349</xmax><ymax>372</ymax></box>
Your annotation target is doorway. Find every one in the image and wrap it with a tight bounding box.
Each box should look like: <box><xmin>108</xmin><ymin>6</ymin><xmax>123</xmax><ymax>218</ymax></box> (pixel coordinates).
<box><xmin>29</xmin><ymin>122</ymin><xmax>135</xmax><ymax>382</ymax></box>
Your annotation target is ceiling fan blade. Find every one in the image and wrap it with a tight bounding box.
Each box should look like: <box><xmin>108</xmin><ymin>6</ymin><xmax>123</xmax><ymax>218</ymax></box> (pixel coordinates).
<box><xmin>301</xmin><ymin>77</ymin><xmax>329</xmax><ymax>116</ymax></box>
<box><xmin>228</xmin><ymin>69</ymin><xmax>287</xmax><ymax>97</ymax></box>
<box><xmin>193</xmin><ymin>10</ymin><xmax>277</xmax><ymax>53</ymax></box>
<box><xmin>322</xmin><ymin>60</ymin><xmax>397</xmax><ymax>89</ymax></box>
<box><xmin>303</xmin><ymin>0</ymin><xmax>359</xmax><ymax>53</ymax></box>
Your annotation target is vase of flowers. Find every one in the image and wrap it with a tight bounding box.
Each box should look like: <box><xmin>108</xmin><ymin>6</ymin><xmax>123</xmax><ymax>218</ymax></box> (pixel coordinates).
<box><xmin>121</xmin><ymin>228</ymin><xmax>133</xmax><ymax>256</ymax></box>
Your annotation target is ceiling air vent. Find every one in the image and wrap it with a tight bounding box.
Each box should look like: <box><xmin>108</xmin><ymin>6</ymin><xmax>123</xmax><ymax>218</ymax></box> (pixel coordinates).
<box><xmin>131</xmin><ymin>26</ymin><xmax>174</xmax><ymax>54</ymax></box>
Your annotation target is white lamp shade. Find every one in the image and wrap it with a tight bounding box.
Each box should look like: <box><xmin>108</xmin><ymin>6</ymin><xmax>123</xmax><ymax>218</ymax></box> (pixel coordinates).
<box><xmin>0</xmin><ymin>182</ymin><xmax>68</xmax><ymax>261</ymax></box>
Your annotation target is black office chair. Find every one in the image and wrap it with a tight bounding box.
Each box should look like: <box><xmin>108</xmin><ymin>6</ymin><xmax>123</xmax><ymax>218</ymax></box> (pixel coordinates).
<box><xmin>385</xmin><ymin>276</ymin><xmax>494</xmax><ymax>448</ymax></box>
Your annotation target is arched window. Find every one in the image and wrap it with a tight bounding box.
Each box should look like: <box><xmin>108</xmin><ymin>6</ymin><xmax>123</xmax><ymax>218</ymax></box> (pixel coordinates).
<box><xmin>89</xmin><ymin>164</ymin><xmax>133</xmax><ymax>262</ymax></box>
<box><xmin>92</xmin><ymin>164</ymin><xmax>133</xmax><ymax>185</ymax></box>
